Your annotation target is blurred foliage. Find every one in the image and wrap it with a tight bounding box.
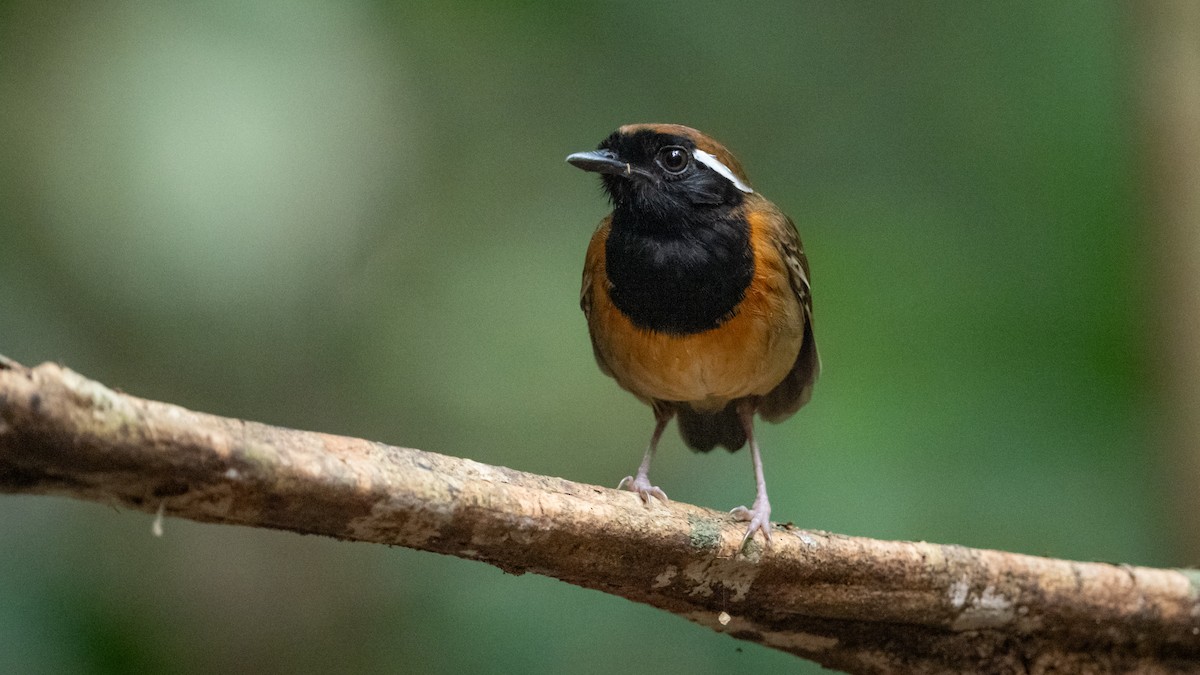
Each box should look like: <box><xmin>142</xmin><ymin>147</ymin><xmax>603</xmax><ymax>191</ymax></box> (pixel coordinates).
<box><xmin>0</xmin><ymin>1</ymin><xmax>1168</xmax><ymax>673</ymax></box>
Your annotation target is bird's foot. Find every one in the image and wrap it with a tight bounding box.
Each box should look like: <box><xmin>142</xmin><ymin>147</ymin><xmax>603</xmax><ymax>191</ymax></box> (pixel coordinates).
<box><xmin>617</xmin><ymin>475</ymin><xmax>669</xmax><ymax>504</ymax></box>
<box><xmin>731</xmin><ymin>497</ymin><xmax>772</xmax><ymax>548</ymax></box>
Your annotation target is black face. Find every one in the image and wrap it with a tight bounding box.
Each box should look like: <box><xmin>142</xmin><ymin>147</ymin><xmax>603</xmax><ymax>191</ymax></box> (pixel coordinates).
<box><xmin>592</xmin><ymin>130</ymin><xmax>746</xmax><ymax>224</ymax></box>
<box><xmin>569</xmin><ymin>129</ymin><xmax>756</xmax><ymax>336</ymax></box>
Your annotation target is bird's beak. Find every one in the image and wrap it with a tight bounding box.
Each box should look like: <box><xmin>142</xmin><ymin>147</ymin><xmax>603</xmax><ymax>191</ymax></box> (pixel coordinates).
<box><xmin>566</xmin><ymin>150</ymin><xmax>626</xmax><ymax>175</ymax></box>
<box><xmin>566</xmin><ymin>150</ymin><xmax>652</xmax><ymax>180</ymax></box>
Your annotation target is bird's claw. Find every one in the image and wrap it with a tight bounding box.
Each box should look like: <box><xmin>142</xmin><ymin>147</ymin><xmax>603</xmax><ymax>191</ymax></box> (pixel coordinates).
<box><xmin>618</xmin><ymin>475</ymin><xmax>669</xmax><ymax>504</ymax></box>
<box><xmin>731</xmin><ymin>501</ymin><xmax>772</xmax><ymax>549</ymax></box>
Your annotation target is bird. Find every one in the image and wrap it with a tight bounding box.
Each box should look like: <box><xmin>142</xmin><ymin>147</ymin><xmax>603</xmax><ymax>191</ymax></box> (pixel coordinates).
<box><xmin>566</xmin><ymin>123</ymin><xmax>819</xmax><ymax>547</ymax></box>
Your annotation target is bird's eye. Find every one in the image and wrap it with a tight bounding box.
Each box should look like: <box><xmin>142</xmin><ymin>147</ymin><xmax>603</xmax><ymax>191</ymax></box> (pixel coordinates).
<box><xmin>656</xmin><ymin>146</ymin><xmax>690</xmax><ymax>174</ymax></box>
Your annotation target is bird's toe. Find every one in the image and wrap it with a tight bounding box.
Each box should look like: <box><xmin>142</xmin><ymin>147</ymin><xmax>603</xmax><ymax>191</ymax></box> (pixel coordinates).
<box><xmin>619</xmin><ymin>476</ymin><xmax>669</xmax><ymax>504</ymax></box>
<box><xmin>731</xmin><ymin>503</ymin><xmax>773</xmax><ymax>548</ymax></box>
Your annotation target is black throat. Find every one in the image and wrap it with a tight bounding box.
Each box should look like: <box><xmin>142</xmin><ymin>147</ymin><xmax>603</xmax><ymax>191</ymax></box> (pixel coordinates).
<box><xmin>605</xmin><ymin>205</ymin><xmax>754</xmax><ymax>335</ymax></box>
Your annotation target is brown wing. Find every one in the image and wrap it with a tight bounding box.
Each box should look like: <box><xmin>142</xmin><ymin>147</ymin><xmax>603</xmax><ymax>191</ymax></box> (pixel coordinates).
<box><xmin>581</xmin><ymin>216</ymin><xmax>615</xmax><ymax>379</ymax></box>
<box><xmin>758</xmin><ymin>213</ymin><xmax>820</xmax><ymax>422</ymax></box>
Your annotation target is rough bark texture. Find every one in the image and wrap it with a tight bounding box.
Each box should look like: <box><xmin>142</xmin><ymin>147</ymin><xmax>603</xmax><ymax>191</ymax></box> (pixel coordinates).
<box><xmin>1</xmin><ymin>356</ymin><xmax>1198</xmax><ymax>674</ymax></box>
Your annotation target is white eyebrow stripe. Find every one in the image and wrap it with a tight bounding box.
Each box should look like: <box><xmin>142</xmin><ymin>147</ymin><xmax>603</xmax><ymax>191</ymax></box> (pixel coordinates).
<box><xmin>692</xmin><ymin>149</ymin><xmax>753</xmax><ymax>193</ymax></box>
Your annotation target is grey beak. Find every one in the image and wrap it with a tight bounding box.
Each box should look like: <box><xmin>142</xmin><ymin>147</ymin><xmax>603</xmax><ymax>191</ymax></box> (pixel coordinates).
<box><xmin>566</xmin><ymin>150</ymin><xmax>657</xmax><ymax>182</ymax></box>
<box><xmin>566</xmin><ymin>149</ymin><xmax>627</xmax><ymax>175</ymax></box>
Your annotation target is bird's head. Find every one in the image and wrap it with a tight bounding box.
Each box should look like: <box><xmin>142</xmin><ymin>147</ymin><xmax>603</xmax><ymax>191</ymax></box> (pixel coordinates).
<box><xmin>567</xmin><ymin>124</ymin><xmax>753</xmax><ymax>228</ymax></box>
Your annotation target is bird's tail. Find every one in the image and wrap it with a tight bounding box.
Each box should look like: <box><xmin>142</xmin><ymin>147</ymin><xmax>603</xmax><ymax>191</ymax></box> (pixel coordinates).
<box><xmin>676</xmin><ymin>402</ymin><xmax>746</xmax><ymax>452</ymax></box>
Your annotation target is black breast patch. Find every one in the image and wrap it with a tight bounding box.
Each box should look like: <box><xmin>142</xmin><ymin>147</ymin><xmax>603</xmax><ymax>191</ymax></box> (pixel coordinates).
<box><xmin>605</xmin><ymin>212</ymin><xmax>754</xmax><ymax>335</ymax></box>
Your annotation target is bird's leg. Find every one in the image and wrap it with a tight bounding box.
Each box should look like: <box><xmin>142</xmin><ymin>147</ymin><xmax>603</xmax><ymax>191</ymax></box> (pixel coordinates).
<box><xmin>730</xmin><ymin>401</ymin><xmax>772</xmax><ymax>547</ymax></box>
<box><xmin>618</xmin><ymin>406</ymin><xmax>672</xmax><ymax>504</ymax></box>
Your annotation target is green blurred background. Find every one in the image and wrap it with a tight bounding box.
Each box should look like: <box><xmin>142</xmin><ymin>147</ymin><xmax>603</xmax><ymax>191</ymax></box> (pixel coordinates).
<box><xmin>0</xmin><ymin>2</ymin><xmax>1178</xmax><ymax>673</ymax></box>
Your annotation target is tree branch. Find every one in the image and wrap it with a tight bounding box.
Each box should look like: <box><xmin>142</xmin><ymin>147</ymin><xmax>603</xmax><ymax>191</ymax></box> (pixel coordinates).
<box><xmin>0</xmin><ymin>356</ymin><xmax>1196</xmax><ymax>674</ymax></box>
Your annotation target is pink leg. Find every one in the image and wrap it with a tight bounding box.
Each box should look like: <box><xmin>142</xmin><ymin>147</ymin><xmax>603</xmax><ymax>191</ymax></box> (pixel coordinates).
<box><xmin>618</xmin><ymin>406</ymin><xmax>671</xmax><ymax>504</ymax></box>
<box><xmin>730</xmin><ymin>401</ymin><xmax>772</xmax><ymax>547</ymax></box>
